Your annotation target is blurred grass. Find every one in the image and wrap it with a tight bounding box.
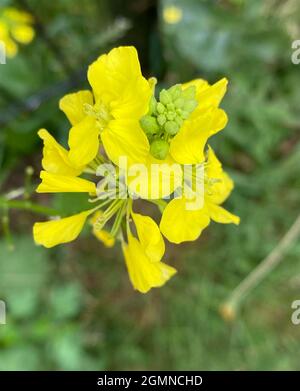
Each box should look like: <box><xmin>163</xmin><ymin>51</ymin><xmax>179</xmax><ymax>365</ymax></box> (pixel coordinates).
<box><xmin>0</xmin><ymin>0</ymin><xmax>300</xmax><ymax>370</ymax></box>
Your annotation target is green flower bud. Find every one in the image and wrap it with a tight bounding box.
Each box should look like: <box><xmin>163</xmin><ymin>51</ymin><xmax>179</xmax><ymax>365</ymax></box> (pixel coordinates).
<box><xmin>183</xmin><ymin>99</ymin><xmax>198</xmax><ymax>113</ymax></box>
<box><xmin>166</xmin><ymin>111</ymin><xmax>176</xmax><ymax>121</ymax></box>
<box><xmin>182</xmin><ymin>85</ymin><xmax>196</xmax><ymax>100</ymax></box>
<box><xmin>140</xmin><ymin>115</ymin><xmax>159</xmax><ymax>135</ymax></box>
<box><xmin>166</xmin><ymin>103</ymin><xmax>175</xmax><ymax>111</ymax></box>
<box><xmin>149</xmin><ymin>96</ymin><xmax>157</xmax><ymax>115</ymax></box>
<box><xmin>168</xmin><ymin>84</ymin><xmax>181</xmax><ymax>100</ymax></box>
<box><xmin>159</xmin><ymin>89</ymin><xmax>172</xmax><ymax>105</ymax></box>
<box><xmin>156</xmin><ymin>102</ymin><xmax>166</xmax><ymax>114</ymax></box>
<box><xmin>174</xmin><ymin>98</ymin><xmax>184</xmax><ymax>108</ymax></box>
<box><xmin>175</xmin><ymin>117</ymin><xmax>183</xmax><ymax>127</ymax></box>
<box><xmin>157</xmin><ymin>114</ymin><xmax>167</xmax><ymax>126</ymax></box>
<box><xmin>150</xmin><ymin>139</ymin><xmax>170</xmax><ymax>160</ymax></box>
<box><xmin>165</xmin><ymin>120</ymin><xmax>179</xmax><ymax>135</ymax></box>
<box><xmin>181</xmin><ymin>110</ymin><xmax>190</xmax><ymax>119</ymax></box>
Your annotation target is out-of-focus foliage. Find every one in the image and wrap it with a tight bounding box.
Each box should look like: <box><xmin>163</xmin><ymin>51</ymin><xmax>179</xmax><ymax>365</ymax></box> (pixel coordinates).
<box><xmin>0</xmin><ymin>0</ymin><xmax>300</xmax><ymax>370</ymax></box>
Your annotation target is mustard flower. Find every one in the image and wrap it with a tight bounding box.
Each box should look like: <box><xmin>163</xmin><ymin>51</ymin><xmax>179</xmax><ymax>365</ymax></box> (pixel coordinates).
<box><xmin>33</xmin><ymin>45</ymin><xmax>239</xmax><ymax>294</ymax></box>
<box><xmin>0</xmin><ymin>7</ymin><xmax>34</xmax><ymax>58</ymax></box>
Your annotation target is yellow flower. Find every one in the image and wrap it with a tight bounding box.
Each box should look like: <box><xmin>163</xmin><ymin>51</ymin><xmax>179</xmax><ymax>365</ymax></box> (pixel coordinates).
<box><xmin>36</xmin><ymin>129</ymin><xmax>95</xmax><ymax>194</ymax></box>
<box><xmin>90</xmin><ymin>212</ymin><xmax>115</xmax><ymax>248</ymax></box>
<box><xmin>163</xmin><ymin>6</ymin><xmax>183</xmax><ymax>25</ymax></box>
<box><xmin>160</xmin><ymin>146</ymin><xmax>240</xmax><ymax>244</ymax></box>
<box><xmin>0</xmin><ymin>7</ymin><xmax>35</xmax><ymax>58</ymax></box>
<box><xmin>59</xmin><ymin>46</ymin><xmax>152</xmax><ymax>169</ymax></box>
<box><xmin>33</xmin><ymin>209</ymin><xmax>94</xmax><ymax>248</ymax></box>
<box><xmin>122</xmin><ymin>210</ymin><xmax>176</xmax><ymax>293</ymax></box>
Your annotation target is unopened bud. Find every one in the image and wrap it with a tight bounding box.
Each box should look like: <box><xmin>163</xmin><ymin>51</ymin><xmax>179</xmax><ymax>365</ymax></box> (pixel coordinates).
<box><xmin>165</xmin><ymin>120</ymin><xmax>179</xmax><ymax>135</ymax></box>
<box><xmin>169</xmin><ymin>84</ymin><xmax>181</xmax><ymax>100</ymax></box>
<box><xmin>140</xmin><ymin>115</ymin><xmax>159</xmax><ymax>134</ymax></box>
<box><xmin>150</xmin><ymin>139</ymin><xmax>169</xmax><ymax>160</ymax></box>
<box><xmin>182</xmin><ymin>85</ymin><xmax>196</xmax><ymax>100</ymax></box>
<box><xmin>157</xmin><ymin>114</ymin><xmax>167</xmax><ymax>126</ymax></box>
<box><xmin>156</xmin><ymin>102</ymin><xmax>166</xmax><ymax>114</ymax></box>
<box><xmin>160</xmin><ymin>89</ymin><xmax>172</xmax><ymax>105</ymax></box>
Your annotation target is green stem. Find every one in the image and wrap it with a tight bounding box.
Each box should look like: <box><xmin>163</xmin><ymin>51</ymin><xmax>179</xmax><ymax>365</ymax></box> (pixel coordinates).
<box><xmin>221</xmin><ymin>213</ymin><xmax>300</xmax><ymax>319</ymax></box>
<box><xmin>0</xmin><ymin>197</ymin><xmax>59</xmax><ymax>216</ymax></box>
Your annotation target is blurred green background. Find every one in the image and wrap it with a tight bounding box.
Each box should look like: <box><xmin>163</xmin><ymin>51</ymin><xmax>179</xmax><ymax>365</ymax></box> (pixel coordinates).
<box><xmin>1</xmin><ymin>0</ymin><xmax>300</xmax><ymax>370</ymax></box>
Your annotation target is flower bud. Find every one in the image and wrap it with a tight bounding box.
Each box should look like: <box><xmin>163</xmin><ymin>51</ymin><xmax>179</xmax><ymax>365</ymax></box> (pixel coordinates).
<box><xmin>183</xmin><ymin>99</ymin><xmax>198</xmax><ymax>113</ymax></box>
<box><xmin>156</xmin><ymin>102</ymin><xmax>166</xmax><ymax>114</ymax></box>
<box><xmin>174</xmin><ymin>98</ymin><xmax>184</xmax><ymax>108</ymax></box>
<box><xmin>140</xmin><ymin>115</ymin><xmax>159</xmax><ymax>134</ymax></box>
<box><xmin>157</xmin><ymin>114</ymin><xmax>167</xmax><ymax>126</ymax></box>
<box><xmin>160</xmin><ymin>89</ymin><xmax>172</xmax><ymax>105</ymax></box>
<box><xmin>182</xmin><ymin>85</ymin><xmax>196</xmax><ymax>100</ymax></box>
<box><xmin>166</xmin><ymin>111</ymin><xmax>176</xmax><ymax>120</ymax></box>
<box><xmin>169</xmin><ymin>84</ymin><xmax>181</xmax><ymax>100</ymax></box>
<box><xmin>165</xmin><ymin>120</ymin><xmax>179</xmax><ymax>135</ymax></box>
<box><xmin>149</xmin><ymin>96</ymin><xmax>157</xmax><ymax>115</ymax></box>
<box><xmin>150</xmin><ymin>139</ymin><xmax>170</xmax><ymax>160</ymax></box>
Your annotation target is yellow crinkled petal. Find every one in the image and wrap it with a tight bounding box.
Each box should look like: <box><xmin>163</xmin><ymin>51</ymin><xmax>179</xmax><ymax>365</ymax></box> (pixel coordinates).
<box><xmin>101</xmin><ymin>118</ymin><xmax>149</xmax><ymax>168</ymax></box>
<box><xmin>169</xmin><ymin>113</ymin><xmax>212</xmax><ymax>164</ymax></box>
<box><xmin>38</xmin><ymin>129</ymin><xmax>83</xmax><ymax>176</ymax></box>
<box><xmin>131</xmin><ymin>212</ymin><xmax>165</xmax><ymax>263</ymax></box>
<box><xmin>11</xmin><ymin>24</ymin><xmax>35</xmax><ymax>44</ymax></box>
<box><xmin>122</xmin><ymin>234</ymin><xmax>176</xmax><ymax>294</ymax></box>
<box><xmin>68</xmin><ymin>116</ymin><xmax>99</xmax><ymax>168</ymax></box>
<box><xmin>126</xmin><ymin>153</ymin><xmax>182</xmax><ymax>199</ymax></box>
<box><xmin>88</xmin><ymin>46</ymin><xmax>144</xmax><ymax>102</ymax></box>
<box><xmin>36</xmin><ymin>171</ymin><xmax>96</xmax><ymax>194</ymax></box>
<box><xmin>206</xmin><ymin>146</ymin><xmax>234</xmax><ymax>204</ymax></box>
<box><xmin>208</xmin><ymin>203</ymin><xmax>240</xmax><ymax>225</ymax></box>
<box><xmin>33</xmin><ymin>209</ymin><xmax>93</xmax><ymax>248</ymax></box>
<box><xmin>59</xmin><ymin>90</ymin><xmax>93</xmax><ymax>126</ymax></box>
<box><xmin>160</xmin><ymin>197</ymin><xmax>210</xmax><ymax>244</ymax></box>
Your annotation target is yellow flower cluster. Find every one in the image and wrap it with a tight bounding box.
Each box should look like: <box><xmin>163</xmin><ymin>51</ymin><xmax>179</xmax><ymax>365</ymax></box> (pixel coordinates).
<box><xmin>0</xmin><ymin>7</ymin><xmax>35</xmax><ymax>58</ymax></box>
<box><xmin>33</xmin><ymin>46</ymin><xmax>239</xmax><ymax>294</ymax></box>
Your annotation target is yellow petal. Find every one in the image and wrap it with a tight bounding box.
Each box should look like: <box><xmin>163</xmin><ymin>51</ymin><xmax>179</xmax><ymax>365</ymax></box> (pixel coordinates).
<box><xmin>131</xmin><ymin>212</ymin><xmax>165</xmax><ymax>262</ymax></box>
<box><xmin>93</xmin><ymin>228</ymin><xmax>115</xmax><ymax>248</ymax></box>
<box><xmin>126</xmin><ymin>153</ymin><xmax>182</xmax><ymax>199</ymax></box>
<box><xmin>206</xmin><ymin>146</ymin><xmax>234</xmax><ymax>204</ymax></box>
<box><xmin>68</xmin><ymin>116</ymin><xmax>100</xmax><ymax>168</ymax></box>
<box><xmin>160</xmin><ymin>197</ymin><xmax>210</xmax><ymax>244</ymax></box>
<box><xmin>208</xmin><ymin>203</ymin><xmax>240</xmax><ymax>225</ymax></box>
<box><xmin>38</xmin><ymin>129</ymin><xmax>83</xmax><ymax>176</ymax></box>
<box><xmin>3</xmin><ymin>36</ymin><xmax>18</xmax><ymax>57</ymax></box>
<box><xmin>33</xmin><ymin>210</ymin><xmax>93</xmax><ymax>248</ymax></box>
<box><xmin>59</xmin><ymin>90</ymin><xmax>93</xmax><ymax>126</ymax></box>
<box><xmin>88</xmin><ymin>46</ymin><xmax>144</xmax><ymax>102</ymax></box>
<box><xmin>122</xmin><ymin>235</ymin><xmax>176</xmax><ymax>293</ymax></box>
<box><xmin>110</xmin><ymin>76</ymin><xmax>151</xmax><ymax>120</ymax></box>
<box><xmin>209</xmin><ymin>108</ymin><xmax>228</xmax><ymax>135</ymax></box>
<box><xmin>101</xmin><ymin>119</ymin><xmax>149</xmax><ymax>168</ymax></box>
<box><xmin>169</xmin><ymin>115</ymin><xmax>211</xmax><ymax>164</ymax></box>
<box><xmin>11</xmin><ymin>24</ymin><xmax>35</xmax><ymax>44</ymax></box>
<box><xmin>36</xmin><ymin>171</ymin><xmax>96</xmax><ymax>194</ymax></box>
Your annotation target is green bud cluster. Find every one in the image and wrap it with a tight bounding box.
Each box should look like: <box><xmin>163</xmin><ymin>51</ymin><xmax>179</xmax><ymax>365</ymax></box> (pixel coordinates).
<box><xmin>140</xmin><ymin>84</ymin><xmax>198</xmax><ymax>160</ymax></box>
